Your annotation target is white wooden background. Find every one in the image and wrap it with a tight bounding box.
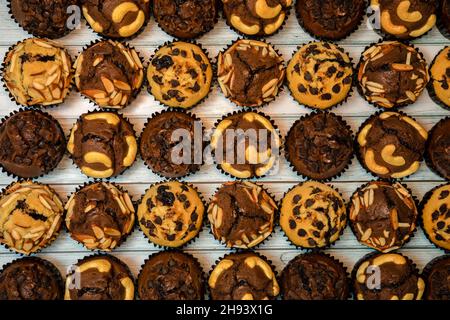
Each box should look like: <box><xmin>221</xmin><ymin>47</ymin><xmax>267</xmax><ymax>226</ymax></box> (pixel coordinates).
<box><xmin>0</xmin><ymin>2</ymin><xmax>448</xmax><ymax>293</ymax></box>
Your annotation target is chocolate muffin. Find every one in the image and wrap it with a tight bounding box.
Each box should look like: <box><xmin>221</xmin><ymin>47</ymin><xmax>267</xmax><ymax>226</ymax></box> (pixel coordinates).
<box><xmin>207</xmin><ymin>181</ymin><xmax>277</xmax><ymax>248</ymax></box>
<box><xmin>428</xmin><ymin>46</ymin><xmax>450</xmax><ymax>110</ymax></box>
<box><xmin>0</xmin><ymin>110</ymin><xmax>66</xmax><ymax>178</ymax></box>
<box><xmin>147</xmin><ymin>42</ymin><xmax>213</xmax><ymax>109</ymax></box>
<box><xmin>357</xmin><ymin>41</ymin><xmax>429</xmax><ymax>109</ymax></box>
<box><xmin>153</xmin><ymin>0</ymin><xmax>218</xmax><ymax>39</ymax></box>
<box><xmin>81</xmin><ymin>0</ymin><xmax>150</xmax><ymax>38</ymax></box>
<box><xmin>371</xmin><ymin>0</ymin><xmax>437</xmax><ymax>39</ymax></box>
<box><xmin>0</xmin><ymin>181</ymin><xmax>64</xmax><ymax>255</ymax></box>
<box><xmin>217</xmin><ymin>39</ymin><xmax>285</xmax><ymax>107</ymax></box>
<box><xmin>222</xmin><ymin>0</ymin><xmax>292</xmax><ymax>37</ymax></box>
<box><xmin>74</xmin><ymin>40</ymin><xmax>144</xmax><ymax>109</ymax></box>
<box><xmin>137</xmin><ymin>251</ymin><xmax>205</xmax><ymax>300</ymax></box>
<box><xmin>280</xmin><ymin>252</ymin><xmax>349</xmax><ymax>300</ymax></box>
<box><xmin>2</xmin><ymin>38</ymin><xmax>73</xmax><ymax>107</ymax></box>
<box><xmin>9</xmin><ymin>0</ymin><xmax>79</xmax><ymax>39</ymax></box>
<box><xmin>210</xmin><ymin>111</ymin><xmax>281</xmax><ymax>179</ymax></box>
<box><xmin>296</xmin><ymin>0</ymin><xmax>366</xmax><ymax>40</ymax></box>
<box><xmin>349</xmin><ymin>181</ymin><xmax>418</xmax><ymax>252</ymax></box>
<box><xmin>426</xmin><ymin>118</ymin><xmax>450</xmax><ymax>180</ymax></box>
<box><xmin>286</xmin><ymin>42</ymin><xmax>353</xmax><ymax>110</ymax></box>
<box><xmin>137</xmin><ymin>181</ymin><xmax>204</xmax><ymax>248</ymax></box>
<box><xmin>208</xmin><ymin>252</ymin><xmax>279</xmax><ymax>300</ymax></box>
<box><xmin>285</xmin><ymin>112</ymin><xmax>353</xmax><ymax>180</ymax></box>
<box><xmin>437</xmin><ymin>0</ymin><xmax>450</xmax><ymax>38</ymax></box>
<box><xmin>279</xmin><ymin>181</ymin><xmax>347</xmax><ymax>249</ymax></box>
<box><xmin>67</xmin><ymin>112</ymin><xmax>137</xmax><ymax>179</ymax></box>
<box><xmin>0</xmin><ymin>257</ymin><xmax>63</xmax><ymax>300</ymax></box>
<box><xmin>140</xmin><ymin>111</ymin><xmax>203</xmax><ymax>178</ymax></box>
<box><xmin>65</xmin><ymin>182</ymin><xmax>136</xmax><ymax>251</ymax></box>
<box><xmin>423</xmin><ymin>255</ymin><xmax>450</xmax><ymax>300</ymax></box>
<box><xmin>353</xmin><ymin>252</ymin><xmax>425</xmax><ymax>300</ymax></box>
<box><xmin>357</xmin><ymin>112</ymin><xmax>428</xmax><ymax>179</ymax></box>
<box><xmin>65</xmin><ymin>255</ymin><xmax>134</xmax><ymax>300</ymax></box>
<box><xmin>421</xmin><ymin>183</ymin><xmax>450</xmax><ymax>251</ymax></box>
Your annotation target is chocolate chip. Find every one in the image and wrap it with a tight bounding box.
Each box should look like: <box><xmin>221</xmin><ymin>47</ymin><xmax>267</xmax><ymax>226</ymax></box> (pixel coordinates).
<box><xmin>336</xmin><ymin>71</ymin><xmax>345</xmax><ymax>78</ymax></box>
<box><xmin>305</xmin><ymin>199</ymin><xmax>315</xmax><ymax>207</ymax></box>
<box><xmin>309</xmin><ymin>87</ymin><xmax>319</xmax><ymax>95</ymax></box>
<box><xmin>152</xmin><ymin>75</ymin><xmax>163</xmax><ymax>85</ymax></box>
<box><xmin>294</xmin><ymin>64</ymin><xmax>300</xmax><ymax>74</ymax></box>
<box><xmin>298</xmin><ymin>229</ymin><xmax>307</xmax><ymax>237</ymax></box>
<box><xmin>332</xmin><ymin>84</ymin><xmax>341</xmax><ymax>93</ymax></box>
<box><xmin>191</xmin><ymin>82</ymin><xmax>200</xmax><ymax>92</ymax></box>
<box><xmin>432</xmin><ymin>210</ymin><xmax>440</xmax><ymax>221</ymax></box>
<box><xmin>437</xmin><ymin>221</ymin><xmax>445</xmax><ymax>229</ymax></box>
<box><xmin>316</xmin><ymin>221</ymin><xmax>325</xmax><ymax>230</ymax></box>
<box><xmin>326</xmin><ymin>66</ymin><xmax>337</xmax><ymax>77</ymax></box>
<box><xmin>304</xmin><ymin>71</ymin><xmax>312</xmax><ymax>81</ymax></box>
<box><xmin>193</xmin><ymin>52</ymin><xmax>202</xmax><ymax>62</ymax></box>
<box><xmin>312</xmin><ymin>231</ymin><xmax>320</xmax><ymax>237</ymax></box>
<box><xmin>184</xmin><ymin>200</ymin><xmax>191</xmax><ymax>209</ymax></box>
<box><xmin>152</xmin><ymin>55</ymin><xmax>173</xmax><ymax>70</ymax></box>
<box><xmin>293</xmin><ymin>206</ymin><xmax>300</xmax><ymax>215</ymax></box>
<box><xmin>289</xmin><ymin>219</ymin><xmax>297</xmax><ymax>229</ymax></box>
<box><xmin>154</xmin><ymin>216</ymin><xmax>162</xmax><ymax>225</ymax></box>
<box><xmin>311</xmin><ymin>188</ymin><xmax>321</xmax><ymax>194</ymax></box>
<box><xmin>293</xmin><ymin>194</ymin><xmax>301</xmax><ymax>204</ymax></box>
<box><xmin>320</xmin><ymin>93</ymin><xmax>332</xmax><ymax>100</ymax></box>
<box><xmin>191</xmin><ymin>211</ymin><xmax>198</xmax><ymax>221</ymax></box>
<box><xmin>343</xmin><ymin>76</ymin><xmax>352</xmax><ymax>84</ymax></box>
<box><xmin>170</xmin><ymin>79</ymin><xmax>180</xmax><ymax>87</ymax></box>
<box><xmin>439</xmin><ymin>204</ymin><xmax>447</xmax><ymax>213</ymax></box>
<box><xmin>167</xmin><ymin>234</ymin><xmax>176</xmax><ymax>241</ymax></box>
<box><xmin>178</xmin><ymin>194</ymin><xmax>187</xmax><ymax>202</ymax></box>
<box><xmin>307</xmin><ymin>238</ymin><xmax>317</xmax><ymax>246</ymax></box>
<box><xmin>446</xmin><ymin>67</ymin><xmax>450</xmax><ymax>78</ymax></box>
<box><xmin>298</xmin><ymin>84</ymin><xmax>307</xmax><ymax>93</ymax></box>
<box><xmin>181</xmin><ymin>50</ymin><xmax>187</xmax><ymax>57</ymax></box>
<box><xmin>175</xmin><ymin>221</ymin><xmax>183</xmax><ymax>231</ymax></box>
<box><xmin>188</xmin><ymin>68</ymin><xmax>198</xmax><ymax>79</ymax></box>
<box><xmin>439</xmin><ymin>190</ymin><xmax>450</xmax><ymax>199</ymax></box>
<box><xmin>146</xmin><ymin>198</ymin><xmax>155</xmax><ymax>209</ymax></box>
<box><xmin>435</xmin><ymin>234</ymin><xmax>444</xmax><ymax>241</ymax></box>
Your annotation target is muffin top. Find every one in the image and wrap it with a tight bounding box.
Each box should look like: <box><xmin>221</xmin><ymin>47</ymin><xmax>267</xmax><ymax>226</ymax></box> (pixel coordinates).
<box><xmin>429</xmin><ymin>47</ymin><xmax>450</xmax><ymax>109</ymax></box>
<box><xmin>426</xmin><ymin>118</ymin><xmax>450</xmax><ymax>180</ymax></box>
<box><xmin>423</xmin><ymin>255</ymin><xmax>450</xmax><ymax>300</ymax></box>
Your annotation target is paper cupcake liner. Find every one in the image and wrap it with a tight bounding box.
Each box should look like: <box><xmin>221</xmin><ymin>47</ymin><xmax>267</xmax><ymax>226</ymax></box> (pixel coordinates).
<box><xmin>284</xmin><ymin>111</ymin><xmax>355</xmax><ymax>182</ymax></box>
<box><xmin>424</xmin><ymin>116</ymin><xmax>450</xmax><ymax>180</ymax></box>
<box><xmin>420</xmin><ymin>254</ymin><xmax>450</xmax><ymax>299</ymax></box>
<box><xmin>437</xmin><ymin>0</ymin><xmax>450</xmax><ymax>40</ymax></box>
<box><xmin>426</xmin><ymin>46</ymin><xmax>450</xmax><ymax>111</ymax></box>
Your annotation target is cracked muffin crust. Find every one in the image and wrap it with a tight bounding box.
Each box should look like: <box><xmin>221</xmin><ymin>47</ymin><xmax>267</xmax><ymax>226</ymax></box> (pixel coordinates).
<box><xmin>423</xmin><ymin>255</ymin><xmax>450</xmax><ymax>300</ymax></box>
<box><xmin>207</xmin><ymin>181</ymin><xmax>277</xmax><ymax>249</ymax></box>
<box><xmin>65</xmin><ymin>254</ymin><xmax>134</xmax><ymax>300</ymax></box>
<box><xmin>0</xmin><ymin>110</ymin><xmax>66</xmax><ymax>178</ymax></box>
<box><xmin>208</xmin><ymin>252</ymin><xmax>279</xmax><ymax>300</ymax></box>
<box><xmin>357</xmin><ymin>112</ymin><xmax>428</xmax><ymax>179</ymax></box>
<box><xmin>426</xmin><ymin>118</ymin><xmax>450</xmax><ymax>180</ymax></box>
<box><xmin>137</xmin><ymin>251</ymin><xmax>205</xmax><ymax>300</ymax></box>
<box><xmin>137</xmin><ymin>181</ymin><xmax>204</xmax><ymax>248</ymax></box>
<box><xmin>279</xmin><ymin>181</ymin><xmax>346</xmax><ymax>249</ymax></box>
<box><xmin>217</xmin><ymin>39</ymin><xmax>285</xmax><ymax>107</ymax></box>
<box><xmin>0</xmin><ymin>181</ymin><xmax>63</xmax><ymax>255</ymax></box>
<box><xmin>65</xmin><ymin>182</ymin><xmax>135</xmax><ymax>251</ymax></box>
<box><xmin>429</xmin><ymin>46</ymin><xmax>450</xmax><ymax>109</ymax></box>
<box><xmin>349</xmin><ymin>181</ymin><xmax>418</xmax><ymax>252</ymax></box>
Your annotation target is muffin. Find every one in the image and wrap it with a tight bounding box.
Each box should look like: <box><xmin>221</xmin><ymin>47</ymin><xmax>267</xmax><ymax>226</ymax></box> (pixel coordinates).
<box><xmin>137</xmin><ymin>251</ymin><xmax>205</xmax><ymax>300</ymax></box>
<box><xmin>140</xmin><ymin>110</ymin><xmax>203</xmax><ymax>178</ymax></box>
<box><xmin>357</xmin><ymin>41</ymin><xmax>429</xmax><ymax>109</ymax></box>
<box><xmin>208</xmin><ymin>252</ymin><xmax>279</xmax><ymax>300</ymax></box>
<box><xmin>357</xmin><ymin>112</ymin><xmax>428</xmax><ymax>179</ymax></box>
<box><xmin>74</xmin><ymin>40</ymin><xmax>144</xmax><ymax>109</ymax></box>
<box><xmin>207</xmin><ymin>181</ymin><xmax>277</xmax><ymax>248</ymax></box>
<box><xmin>217</xmin><ymin>39</ymin><xmax>285</xmax><ymax>107</ymax></box>
<box><xmin>67</xmin><ymin>111</ymin><xmax>137</xmax><ymax>179</ymax></box>
<box><xmin>65</xmin><ymin>182</ymin><xmax>136</xmax><ymax>251</ymax></box>
<box><xmin>9</xmin><ymin>0</ymin><xmax>79</xmax><ymax>39</ymax></box>
<box><xmin>210</xmin><ymin>111</ymin><xmax>281</xmax><ymax>179</ymax></box>
<box><xmin>421</xmin><ymin>183</ymin><xmax>450</xmax><ymax>251</ymax></box>
<box><xmin>65</xmin><ymin>254</ymin><xmax>134</xmax><ymax>300</ymax></box>
<box><xmin>137</xmin><ymin>181</ymin><xmax>204</xmax><ymax>248</ymax></box>
<box><xmin>422</xmin><ymin>255</ymin><xmax>450</xmax><ymax>300</ymax></box>
<box><xmin>279</xmin><ymin>181</ymin><xmax>347</xmax><ymax>249</ymax></box>
<box><xmin>0</xmin><ymin>257</ymin><xmax>63</xmax><ymax>300</ymax></box>
<box><xmin>147</xmin><ymin>42</ymin><xmax>213</xmax><ymax>109</ymax></box>
<box><xmin>349</xmin><ymin>181</ymin><xmax>418</xmax><ymax>252</ymax></box>
<box><xmin>426</xmin><ymin>118</ymin><xmax>450</xmax><ymax>180</ymax></box>
<box><xmin>438</xmin><ymin>0</ymin><xmax>450</xmax><ymax>38</ymax></box>
<box><xmin>0</xmin><ymin>181</ymin><xmax>64</xmax><ymax>255</ymax></box>
<box><xmin>353</xmin><ymin>252</ymin><xmax>425</xmax><ymax>300</ymax></box>
<box><xmin>428</xmin><ymin>46</ymin><xmax>450</xmax><ymax>110</ymax></box>
<box><xmin>81</xmin><ymin>0</ymin><xmax>150</xmax><ymax>39</ymax></box>
<box><xmin>295</xmin><ymin>0</ymin><xmax>366</xmax><ymax>40</ymax></box>
<box><xmin>153</xmin><ymin>0</ymin><xmax>218</xmax><ymax>39</ymax></box>
<box><xmin>0</xmin><ymin>110</ymin><xmax>66</xmax><ymax>178</ymax></box>
<box><xmin>222</xmin><ymin>0</ymin><xmax>292</xmax><ymax>37</ymax></box>
<box><xmin>2</xmin><ymin>38</ymin><xmax>73</xmax><ymax>107</ymax></box>
<box><xmin>285</xmin><ymin>112</ymin><xmax>353</xmax><ymax>180</ymax></box>
<box><xmin>280</xmin><ymin>252</ymin><xmax>349</xmax><ymax>300</ymax></box>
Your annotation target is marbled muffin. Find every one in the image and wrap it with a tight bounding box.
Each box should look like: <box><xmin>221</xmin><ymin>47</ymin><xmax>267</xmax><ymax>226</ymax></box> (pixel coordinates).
<box><xmin>208</xmin><ymin>252</ymin><xmax>279</xmax><ymax>300</ymax></box>
<box><xmin>147</xmin><ymin>42</ymin><xmax>213</xmax><ymax>109</ymax></box>
<box><xmin>207</xmin><ymin>181</ymin><xmax>277</xmax><ymax>249</ymax></box>
<box><xmin>0</xmin><ymin>110</ymin><xmax>66</xmax><ymax>178</ymax></box>
<box><xmin>65</xmin><ymin>182</ymin><xmax>136</xmax><ymax>251</ymax></box>
<box><xmin>357</xmin><ymin>112</ymin><xmax>428</xmax><ymax>179</ymax></box>
<box><xmin>437</xmin><ymin>0</ymin><xmax>450</xmax><ymax>38</ymax></box>
<box><xmin>137</xmin><ymin>251</ymin><xmax>205</xmax><ymax>300</ymax></box>
<box><xmin>422</xmin><ymin>255</ymin><xmax>450</xmax><ymax>300</ymax></box>
<box><xmin>349</xmin><ymin>181</ymin><xmax>418</xmax><ymax>252</ymax></box>
<box><xmin>353</xmin><ymin>253</ymin><xmax>425</xmax><ymax>300</ymax></box>
<box><xmin>357</xmin><ymin>41</ymin><xmax>429</xmax><ymax>109</ymax></box>
<box><xmin>67</xmin><ymin>112</ymin><xmax>138</xmax><ymax>179</ymax></box>
<box><xmin>0</xmin><ymin>181</ymin><xmax>63</xmax><ymax>255</ymax></box>
<box><xmin>426</xmin><ymin>118</ymin><xmax>450</xmax><ymax>180</ymax></box>
<box><xmin>428</xmin><ymin>46</ymin><xmax>450</xmax><ymax>109</ymax></box>
<box><xmin>74</xmin><ymin>40</ymin><xmax>144</xmax><ymax>109</ymax></box>
<box><xmin>210</xmin><ymin>111</ymin><xmax>281</xmax><ymax>179</ymax></box>
<box><xmin>280</xmin><ymin>252</ymin><xmax>349</xmax><ymax>300</ymax></box>
<box><xmin>217</xmin><ymin>39</ymin><xmax>285</xmax><ymax>107</ymax></box>
<box><xmin>153</xmin><ymin>0</ymin><xmax>218</xmax><ymax>39</ymax></box>
<box><xmin>65</xmin><ymin>255</ymin><xmax>134</xmax><ymax>300</ymax></box>
<box><xmin>137</xmin><ymin>181</ymin><xmax>204</xmax><ymax>248</ymax></box>
<box><xmin>0</xmin><ymin>257</ymin><xmax>63</xmax><ymax>300</ymax></box>
<box><xmin>279</xmin><ymin>181</ymin><xmax>347</xmax><ymax>249</ymax></box>
<box><xmin>285</xmin><ymin>112</ymin><xmax>353</xmax><ymax>180</ymax></box>
<box><xmin>81</xmin><ymin>0</ymin><xmax>151</xmax><ymax>39</ymax></box>
<box><xmin>2</xmin><ymin>38</ymin><xmax>73</xmax><ymax>107</ymax></box>
<box><xmin>287</xmin><ymin>42</ymin><xmax>353</xmax><ymax>110</ymax></box>
<box><xmin>222</xmin><ymin>0</ymin><xmax>292</xmax><ymax>37</ymax></box>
